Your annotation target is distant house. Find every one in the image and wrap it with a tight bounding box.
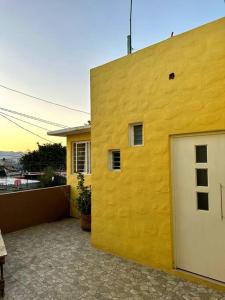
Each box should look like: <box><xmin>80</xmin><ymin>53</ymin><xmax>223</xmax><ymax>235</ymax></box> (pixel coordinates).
<box><xmin>48</xmin><ymin>17</ymin><xmax>225</xmax><ymax>286</ymax></box>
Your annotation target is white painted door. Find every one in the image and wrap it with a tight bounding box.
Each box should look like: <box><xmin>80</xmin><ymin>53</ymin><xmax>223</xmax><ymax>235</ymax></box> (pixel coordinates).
<box><xmin>172</xmin><ymin>133</ymin><xmax>225</xmax><ymax>283</ymax></box>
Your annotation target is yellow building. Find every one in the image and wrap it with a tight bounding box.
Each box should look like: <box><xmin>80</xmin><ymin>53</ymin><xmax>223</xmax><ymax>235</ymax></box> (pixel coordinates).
<box><xmin>49</xmin><ymin>17</ymin><xmax>225</xmax><ymax>287</ymax></box>
<box><xmin>49</xmin><ymin>125</ymin><xmax>91</xmax><ymax>217</ymax></box>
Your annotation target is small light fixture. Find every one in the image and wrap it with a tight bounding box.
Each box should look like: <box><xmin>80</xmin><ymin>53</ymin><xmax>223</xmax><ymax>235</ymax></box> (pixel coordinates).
<box><xmin>169</xmin><ymin>72</ymin><xmax>175</xmax><ymax>80</ymax></box>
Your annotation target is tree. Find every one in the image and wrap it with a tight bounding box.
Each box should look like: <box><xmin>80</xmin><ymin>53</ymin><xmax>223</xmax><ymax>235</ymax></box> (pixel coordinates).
<box><xmin>0</xmin><ymin>166</ymin><xmax>6</xmax><ymax>177</ymax></box>
<box><xmin>39</xmin><ymin>166</ymin><xmax>66</xmax><ymax>187</ymax></box>
<box><xmin>20</xmin><ymin>143</ymin><xmax>66</xmax><ymax>172</ymax></box>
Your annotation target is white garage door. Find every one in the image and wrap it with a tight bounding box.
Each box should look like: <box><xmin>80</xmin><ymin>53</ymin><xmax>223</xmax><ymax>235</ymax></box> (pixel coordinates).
<box><xmin>172</xmin><ymin>133</ymin><xmax>225</xmax><ymax>283</ymax></box>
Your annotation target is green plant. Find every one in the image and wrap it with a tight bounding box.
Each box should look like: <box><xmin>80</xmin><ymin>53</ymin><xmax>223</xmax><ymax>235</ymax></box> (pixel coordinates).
<box><xmin>39</xmin><ymin>167</ymin><xmax>55</xmax><ymax>187</ymax></box>
<box><xmin>76</xmin><ymin>173</ymin><xmax>91</xmax><ymax>215</ymax></box>
<box><xmin>39</xmin><ymin>167</ymin><xmax>66</xmax><ymax>187</ymax></box>
<box><xmin>53</xmin><ymin>174</ymin><xmax>66</xmax><ymax>185</ymax></box>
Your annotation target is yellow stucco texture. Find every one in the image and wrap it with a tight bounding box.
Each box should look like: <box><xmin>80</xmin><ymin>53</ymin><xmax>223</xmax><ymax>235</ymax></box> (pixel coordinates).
<box><xmin>66</xmin><ymin>133</ymin><xmax>91</xmax><ymax>217</ymax></box>
<box><xmin>90</xmin><ymin>17</ymin><xmax>225</xmax><ymax>271</ymax></box>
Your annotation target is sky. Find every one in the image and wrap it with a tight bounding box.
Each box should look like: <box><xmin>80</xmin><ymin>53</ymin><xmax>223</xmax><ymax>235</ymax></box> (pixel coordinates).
<box><xmin>0</xmin><ymin>0</ymin><xmax>224</xmax><ymax>151</ymax></box>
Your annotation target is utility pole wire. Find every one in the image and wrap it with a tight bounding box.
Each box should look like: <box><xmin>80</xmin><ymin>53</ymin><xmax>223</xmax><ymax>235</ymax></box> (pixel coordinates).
<box><xmin>0</xmin><ymin>112</ymin><xmax>54</xmax><ymax>143</ymax></box>
<box><xmin>0</xmin><ymin>83</ymin><xmax>90</xmax><ymax>115</ymax></box>
<box><xmin>0</xmin><ymin>106</ymin><xmax>68</xmax><ymax>128</ymax></box>
<box><xmin>0</xmin><ymin>111</ymin><xmax>50</xmax><ymax>131</ymax></box>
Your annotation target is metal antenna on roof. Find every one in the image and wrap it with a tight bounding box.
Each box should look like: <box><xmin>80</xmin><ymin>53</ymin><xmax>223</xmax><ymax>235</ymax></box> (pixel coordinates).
<box><xmin>127</xmin><ymin>0</ymin><xmax>133</xmax><ymax>54</ymax></box>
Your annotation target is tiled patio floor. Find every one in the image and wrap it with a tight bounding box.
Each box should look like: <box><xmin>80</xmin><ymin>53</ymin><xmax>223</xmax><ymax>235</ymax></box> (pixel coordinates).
<box><xmin>2</xmin><ymin>219</ymin><xmax>225</xmax><ymax>300</ymax></box>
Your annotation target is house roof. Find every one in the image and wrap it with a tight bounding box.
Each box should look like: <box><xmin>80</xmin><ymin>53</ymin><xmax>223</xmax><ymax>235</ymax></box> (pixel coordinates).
<box><xmin>47</xmin><ymin>125</ymin><xmax>91</xmax><ymax>137</ymax></box>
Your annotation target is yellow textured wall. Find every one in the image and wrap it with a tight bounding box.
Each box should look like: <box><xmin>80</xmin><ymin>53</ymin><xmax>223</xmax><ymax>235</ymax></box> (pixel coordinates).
<box><xmin>90</xmin><ymin>17</ymin><xmax>225</xmax><ymax>271</ymax></box>
<box><xmin>66</xmin><ymin>132</ymin><xmax>91</xmax><ymax>217</ymax></box>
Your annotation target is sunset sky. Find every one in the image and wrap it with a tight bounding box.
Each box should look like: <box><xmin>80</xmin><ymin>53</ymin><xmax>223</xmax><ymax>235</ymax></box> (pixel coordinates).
<box><xmin>0</xmin><ymin>0</ymin><xmax>224</xmax><ymax>151</ymax></box>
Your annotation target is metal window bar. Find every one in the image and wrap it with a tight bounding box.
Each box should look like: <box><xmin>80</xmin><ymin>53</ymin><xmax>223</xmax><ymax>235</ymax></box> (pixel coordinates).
<box><xmin>73</xmin><ymin>143</ymin><xmax>76</xmax><ymax>173</ymax></box>
<box><xmin>87</xmin><ymin>142</ymin><xmax>91</xmax><ymax>174</ymax></box>
<box><xmin>78</xmin><ymin>143</ymin><xmax>86</xmax><ymax>173</ymax></box>
<box><xmin>133</xmin><ymin>125</ymin><xmax>143</xmax><ymax>145</ymax></box>
<box><xmin>112</xmin><ymin>151</ymin><xmax>120</xmax><ymax>170</ymax></box>
<box><xmin>73</xmin><ymin>142</ymin><xmax>91</xmax><ymax>174</ymax></box>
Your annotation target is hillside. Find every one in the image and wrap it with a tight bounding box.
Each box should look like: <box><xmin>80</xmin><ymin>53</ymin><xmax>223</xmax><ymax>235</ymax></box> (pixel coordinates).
<box><xmin>0</xmin><ymin>151</ymin><xmax>24</xmax><ymax>160</ymax></box>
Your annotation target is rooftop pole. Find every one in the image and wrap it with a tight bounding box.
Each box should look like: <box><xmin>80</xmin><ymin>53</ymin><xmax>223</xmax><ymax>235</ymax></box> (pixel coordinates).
<box><xmin>127</xmin><ymin>0</ymin><xmax>133</xmax><ymax>54</ymax></box>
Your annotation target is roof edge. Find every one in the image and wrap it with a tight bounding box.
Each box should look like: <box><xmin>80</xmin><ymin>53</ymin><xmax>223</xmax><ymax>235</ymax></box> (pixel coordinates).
<box><xmin>47</xmin><ymin>125</ymin><xmax>91</xmax><ymax>137</ymax></box>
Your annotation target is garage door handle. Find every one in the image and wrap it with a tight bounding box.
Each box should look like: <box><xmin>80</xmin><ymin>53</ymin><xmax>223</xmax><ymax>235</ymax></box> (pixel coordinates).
<box><xmin>219</xmin><ymin>183</ymin><xmax>224</xmax><ymax>220</ymax></box>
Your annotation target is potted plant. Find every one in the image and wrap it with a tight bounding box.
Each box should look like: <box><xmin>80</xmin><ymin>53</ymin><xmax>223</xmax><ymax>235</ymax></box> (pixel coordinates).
<box><xmin>76</xmin><ymin>173</ymin><xmax>91</xmax><ymax>231</ymax></box>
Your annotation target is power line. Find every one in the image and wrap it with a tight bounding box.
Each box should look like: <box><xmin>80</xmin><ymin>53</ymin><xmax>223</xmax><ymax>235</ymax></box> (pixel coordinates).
<box><xmin>0</xmin><ymin>112</ymin><xmax>50</xmax><ymax>131</ymax></box>
<box><xmin>0</xmin><ymin>83</ymin><xmax>90</xmax><ymax>115</ymax></box>
<box><xmin>0</xmin><ymin>112</ymin><xmax>54</xmax><ymax>143</ymax></box>
<box><xmin>0</xmin><ymin>106</ymin><xmax>68</xmax><ymax>128</ymax></box>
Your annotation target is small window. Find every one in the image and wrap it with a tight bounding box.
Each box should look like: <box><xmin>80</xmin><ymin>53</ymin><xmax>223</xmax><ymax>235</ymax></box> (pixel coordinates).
<box><xmin>197</xmin><ymin>192</ymin><xmax>209</xmax><ymax>211</ymax></box>
<box><xmin>109</xmin><ymin>150</ymin><xmax>121</xmax><ymax>170</ymax></box>
<box><xmin>73</xmin><ymin>141</ymin><xmax>91</xmax><ymax>174</ymax></box>
<box><xmin>196</xmin><ymin>145</ymin><xmax>207</xmax><ymax>163</ymax></box>
<box><xmin>196</xmin><ymin>169</ymin><xmax>208</xmax><ymax>186</ymax></box>
<box><xmin>129</xmin><ymin>123</ymin><xmax>143</xmax><ymax>146</ymax></box>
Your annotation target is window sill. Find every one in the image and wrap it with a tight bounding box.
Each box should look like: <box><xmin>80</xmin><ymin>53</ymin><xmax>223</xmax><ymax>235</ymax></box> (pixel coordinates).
<box><xmin>130</xmin><ymin>144</ymin><xmax>144</xmax><ymax>147</ymax></box>
<box><xmin>72</xmin><ymin>172</ymin><xmax>91</xmax><ymax>176</ymax></box>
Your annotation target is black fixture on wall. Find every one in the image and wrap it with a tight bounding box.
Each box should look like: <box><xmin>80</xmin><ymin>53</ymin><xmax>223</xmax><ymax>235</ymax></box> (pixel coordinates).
<box><xmin>169</xmin><ymin>73</ymin><xmax>175</xmax><ymax>80</ymax></box>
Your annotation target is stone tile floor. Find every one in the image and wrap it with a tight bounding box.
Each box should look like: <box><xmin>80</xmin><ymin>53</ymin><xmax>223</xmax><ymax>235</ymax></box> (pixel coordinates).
<box><xmin>2</xmin><ymin>218</ymin><xmax>225</xmax><ymax>300</ymax></box>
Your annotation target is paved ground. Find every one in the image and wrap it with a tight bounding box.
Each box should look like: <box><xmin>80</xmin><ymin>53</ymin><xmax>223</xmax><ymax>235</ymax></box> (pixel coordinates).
<box><xmin>2</xmin><ymin>219</ymin><xmax>225</xmax><ymax>300</ymax></box>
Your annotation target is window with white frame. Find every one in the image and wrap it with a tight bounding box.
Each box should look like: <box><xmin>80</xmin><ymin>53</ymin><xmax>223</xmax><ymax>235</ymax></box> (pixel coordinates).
<box><xmin>129</xmin><ymin>123</ymin><xmax>143</xmax><ymax>146</ymax></box>
<box><xmin>73</xmin><ymin>141</ymin><xmax>91</xmax><ymax>174</ymax></box>
<box><xmin>109</xmin><ymin>150</ymin><xmax>121</xmax><ymax>170</ymax></box>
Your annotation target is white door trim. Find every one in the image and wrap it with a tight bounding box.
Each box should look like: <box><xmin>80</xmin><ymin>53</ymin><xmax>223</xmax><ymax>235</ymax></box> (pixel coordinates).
<box><xmin>171</xmin><ymin>133</ymin><xmax>225</xmax><ymax>283</ymax></box>
<box><xmin>170</xmin><ymin>132</ymin><xmax>224</xmax><ymax>268</ymax></box>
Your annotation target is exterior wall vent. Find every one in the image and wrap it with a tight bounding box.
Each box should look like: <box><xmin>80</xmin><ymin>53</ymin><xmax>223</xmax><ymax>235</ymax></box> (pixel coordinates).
<box><xmin>169</xmin><ymin>73</ymin><xmax>175</xmax><ymax>80</ymax></box>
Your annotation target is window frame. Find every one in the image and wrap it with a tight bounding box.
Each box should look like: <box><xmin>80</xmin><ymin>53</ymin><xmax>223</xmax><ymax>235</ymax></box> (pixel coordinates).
<box><xmin>109</xmin><ymin>149</ymin><xmax>121</xmax><ymax>171</ymax></box>
<box><xmin>72</xmin><ymin>141</ymin><xmax>91</xmax><ymax>174</ymax></box>
<box><xmin>129</xmin><ymin>122</ymin><xmax>144</xmax><ymax>147</ymax></box>
<box><xmin>194</xmin><ymin>144</ymin><xmax>209</xmax><ymax>212</ymax></box>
